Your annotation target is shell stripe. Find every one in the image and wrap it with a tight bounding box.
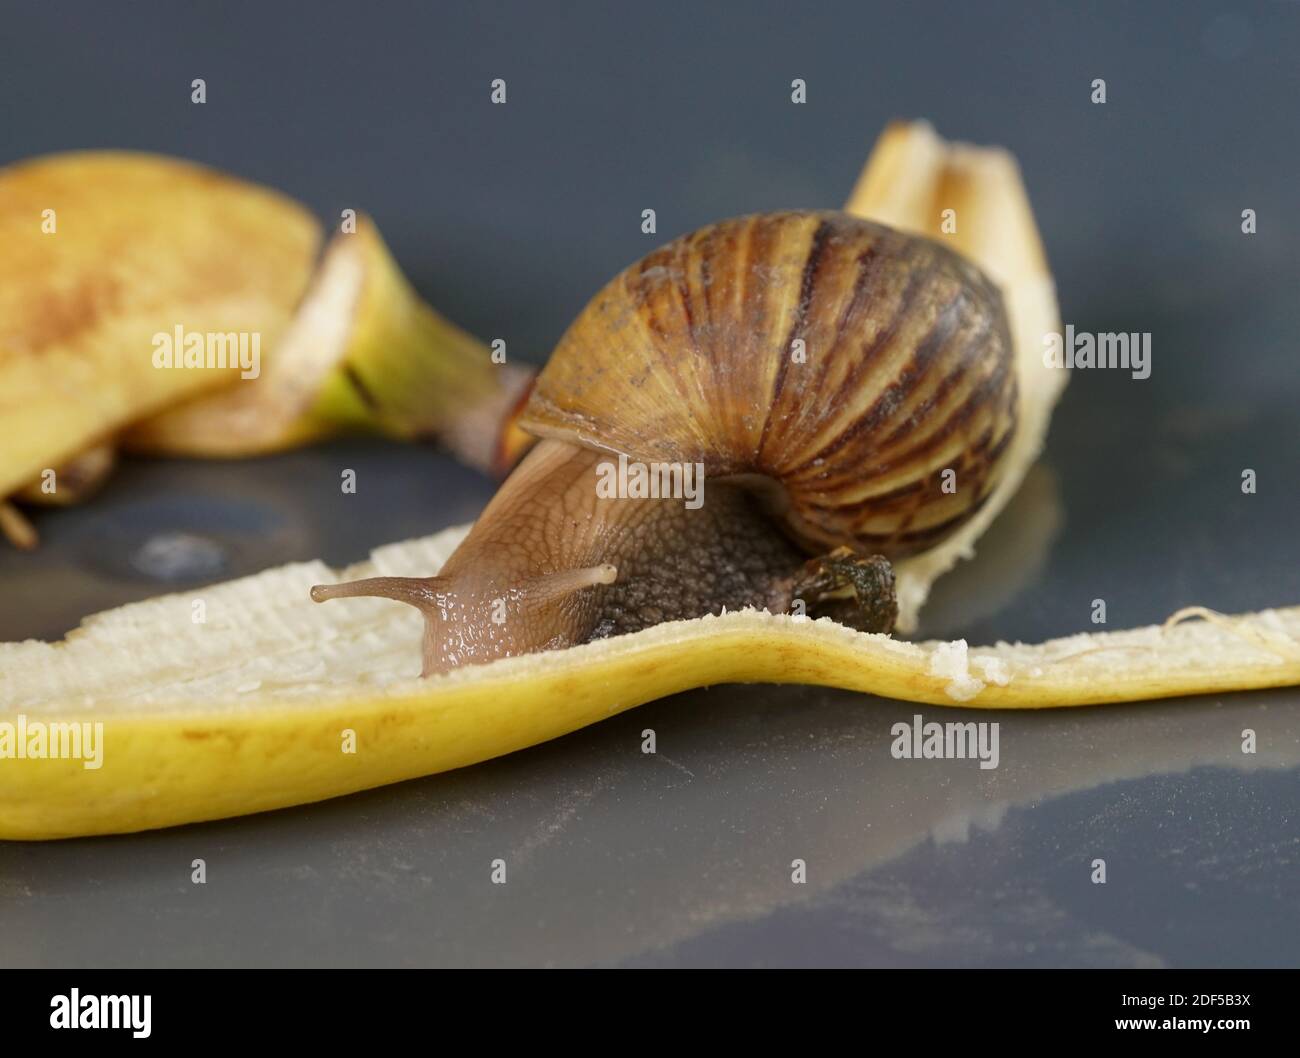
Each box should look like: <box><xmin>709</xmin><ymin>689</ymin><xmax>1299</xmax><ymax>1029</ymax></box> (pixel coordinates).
<box><xmin>758</xmin><ymin>217</ymin><xmax>834</xmax><ymax>458</ymax></box>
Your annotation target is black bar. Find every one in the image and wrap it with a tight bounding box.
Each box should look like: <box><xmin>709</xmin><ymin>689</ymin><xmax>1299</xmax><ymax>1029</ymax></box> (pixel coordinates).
<box><xmin>0</xmin><ymin>969</ymin><xmax>1290</xmax><ymax>1044</ymax></box>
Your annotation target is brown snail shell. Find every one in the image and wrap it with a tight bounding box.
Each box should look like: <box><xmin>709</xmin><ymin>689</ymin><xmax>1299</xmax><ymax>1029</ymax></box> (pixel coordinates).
<box><xmin>521</xmin><ymin>209</ymin><xmax>1017</xmax><ymax>559</ymax></box>
<box><xmin>312</xmin><ymin>210</ymin><xmax>1018</xmax><ymax>674</ymax></box>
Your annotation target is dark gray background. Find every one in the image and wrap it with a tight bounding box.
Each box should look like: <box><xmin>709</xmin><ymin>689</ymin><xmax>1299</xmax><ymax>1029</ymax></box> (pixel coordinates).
<box><xmin>1</xmin><ymin>1</ymin><xmax>1297</xmax><ymax>967</ymax></box>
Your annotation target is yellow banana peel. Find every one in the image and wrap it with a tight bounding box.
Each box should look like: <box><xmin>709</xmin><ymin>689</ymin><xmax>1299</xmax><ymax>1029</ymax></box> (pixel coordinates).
<box><xmin>0</xmin><ymin>443</ymin><xmax>118</xmax><ymax>551</ymax></box>
<box><xmin>3</xmin><ymin>122</ymin><xmax>1294</xmax><ymax>841</ymax></box>
<box><xmin>0</xmin><ymin>152</ymin><xmax>321</xmax><ymax>500</ymax></box>
<box><xmin>0</xmin><ymin>503</ymin><xmax>38</xmax><ymax>551</ymax></box>
<box><xmin>0</xmin><ymin>153</ymin><xmax>529</xmax><ymax>545</ymax></box>
<box><xmin>2</xmin><ymin>525</ymin><xmax>1297</xmax><ymax>841</ymax></box>
<box><xmin>12</xmin><ymin>443</ymin><xmax>116</xmax><ymax>507</ymax></box>
<box><xmin>123</xmin><ymin>216</ymin><xmax>532</xmax><ymax>473</ymax></box>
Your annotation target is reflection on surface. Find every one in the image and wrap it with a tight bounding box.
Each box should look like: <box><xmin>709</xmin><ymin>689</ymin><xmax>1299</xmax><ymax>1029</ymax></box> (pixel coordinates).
<box><xmin>2</xmin><ymin>680</ymin><xmax>1295</xmax><ymax>967</ymax></box>
<box><xmin>916</xmin><ymin>462</ymin><xmax>1063</xmax><ymax>640</ymax></box>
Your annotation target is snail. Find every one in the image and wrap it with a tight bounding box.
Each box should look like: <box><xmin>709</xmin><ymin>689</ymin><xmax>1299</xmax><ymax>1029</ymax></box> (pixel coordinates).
<box><xmin>311</xmin><ymin>210</ymin><xmax>1017</xmax><ymax>675</ymax></box>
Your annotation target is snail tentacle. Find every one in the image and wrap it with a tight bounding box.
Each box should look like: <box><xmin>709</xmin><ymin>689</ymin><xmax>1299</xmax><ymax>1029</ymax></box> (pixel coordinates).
<box><xmin>522</xmin><ymin>563</ymin><xmax>619</xmax><ymax>602</ymax></box>
<box><xmin>309</xmin><ymin>576</ymin><xmax>444</xmax><ymax>607</ymax></box>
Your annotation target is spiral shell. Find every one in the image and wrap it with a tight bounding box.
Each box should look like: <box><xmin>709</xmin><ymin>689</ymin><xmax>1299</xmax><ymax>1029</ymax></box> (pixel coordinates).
<box><xmin>519</xmin><ymin>210</ymin><xmax>1017</xmax><ymax>559</ymax></box>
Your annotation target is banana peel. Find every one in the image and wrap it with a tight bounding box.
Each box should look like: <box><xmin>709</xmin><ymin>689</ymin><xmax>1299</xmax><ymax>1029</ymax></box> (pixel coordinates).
<box><xmin>0</xmin><ymin>443</ymin><xmax>118</xmax><ymax>551</ymax></box>
<box><xmin>0</xmin><ymin>444</ymin><xmax>118</xmax><ymax>551</ymax></box>
<box><xmin>0</xmin><ymin>152</ymin><xmax>531</xmax><ymax>547</ymax></box>
<box><xmin>2</xmin><ymin>527</ymin><xmax>1298</xmax><ymax>840</ymax></box>
<box><xmin>123</xmin><ymin>217</ymin><xmax>533</xmax><ymax>474</ymax></box>
<box><xmin>0</xmin><ymin>503</ymin><xmax>38</xmax><ymax>551</ymax></box>
<box><xmin>4</xmin><ymin>122</ymin><xmax>1295</xmax><ymax>840</ymax></box>
<box><xmin>0</xmin><ymin>152</ymin><xmax>321</xmax><ymax>500</ymax></box>
<box><xmin>12</xmin><ymin>443</ymin><xmax>116</xmax><ymax>507</ymax></box>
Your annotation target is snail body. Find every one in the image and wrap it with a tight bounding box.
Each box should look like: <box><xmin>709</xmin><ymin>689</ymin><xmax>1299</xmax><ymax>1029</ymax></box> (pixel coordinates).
<box><xmin>312</xmin><ymin>211</ymin><xmax>1018</xmax><ymax>675</ymax></box>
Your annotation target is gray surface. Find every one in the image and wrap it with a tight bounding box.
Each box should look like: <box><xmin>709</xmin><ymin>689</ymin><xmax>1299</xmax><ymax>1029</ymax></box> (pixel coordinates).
<box><xmin>1</xmin><ymin>1</ymin><xmax>1298</xmax><ymax>967</ymax></box>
